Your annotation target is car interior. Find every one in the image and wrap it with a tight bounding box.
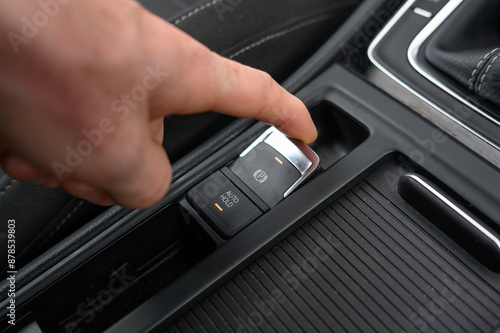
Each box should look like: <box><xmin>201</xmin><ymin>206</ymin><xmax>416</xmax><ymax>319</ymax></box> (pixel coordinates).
<box><xmin>1</xmin><ymin>0</ymin><xmax>500</xmax><ymax>332</ymax></box>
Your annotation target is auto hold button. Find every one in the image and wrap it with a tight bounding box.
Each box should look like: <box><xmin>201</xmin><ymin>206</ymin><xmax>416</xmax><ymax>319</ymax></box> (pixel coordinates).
<box><xmin>187</xmin><ymin>171</ymin><xmax>261</xmax><ymax>238</ymax></box>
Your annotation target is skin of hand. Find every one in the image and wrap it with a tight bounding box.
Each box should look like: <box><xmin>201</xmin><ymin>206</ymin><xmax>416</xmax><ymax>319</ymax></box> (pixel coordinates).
<box><xmin>0</xmin><ymin>0</ymin><xmax>317</xmax><ymax>208</ymax></box>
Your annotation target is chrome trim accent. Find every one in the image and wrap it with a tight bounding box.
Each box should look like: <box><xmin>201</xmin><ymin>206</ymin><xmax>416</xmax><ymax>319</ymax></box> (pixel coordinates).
<box><xmin>367</xmin><ymin>0</ymin><xmax>500</xmax><ymax>153</ymax></box>
<box><xmin>239</xmin><ymin>126</ymin><xmax>320</xmax><ymax>198</ymax></box>
<box><xmin>413</xmin><ymin>7</ymin><xmax>432</xmax><ymax>18</ymax></box>
<box><xmin>284</xmin><ymin>138</ymin><xmax>319</xmax><ymax>197</ymax></box>
<box><xmin>406</xmin><ymin>174</ymin><xmax>500</xmax><ymax>251</ymax></box>
<box><xmin>408</xmin><ymin>0</ymin><xmax>500</xmax><ymax>128</ymax></box>
<box><xmin>263</xmin><ymin>130</ymin><xmax>311</xmax><ymax>173</ymax></box>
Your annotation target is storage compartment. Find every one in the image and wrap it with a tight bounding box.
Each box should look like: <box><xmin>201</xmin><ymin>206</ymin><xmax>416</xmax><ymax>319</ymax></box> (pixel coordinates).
<box><xmin>5</xmin><ymin>204</ymin><xmax>204</xmax><ymax>333</ymax></box>
<box><xmin>167</xmin><ymin>157</ymin><xmax>500</xmax><ymax>333</ymax></box>
<box><xmin>308</xmin><ymin>101</ymin><xmax>369</xmax><ymax>171</ymax></box>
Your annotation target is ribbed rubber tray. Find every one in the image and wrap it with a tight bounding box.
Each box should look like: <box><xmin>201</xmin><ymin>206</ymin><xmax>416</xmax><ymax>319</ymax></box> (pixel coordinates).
<box><xmin>167</xmin><ymin>161</ymin><xmax>500</xmax><ymax>332</ymax></box>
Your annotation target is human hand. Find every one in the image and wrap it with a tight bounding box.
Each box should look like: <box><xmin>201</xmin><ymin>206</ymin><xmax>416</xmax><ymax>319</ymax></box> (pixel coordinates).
<box><xmin>0</xmin><ymin>0</ymin><xmax>317</xmax><ymax>208</ymax></box>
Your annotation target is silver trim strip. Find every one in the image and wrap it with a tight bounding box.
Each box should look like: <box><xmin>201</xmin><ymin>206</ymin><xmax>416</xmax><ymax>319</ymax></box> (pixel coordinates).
<box><xmin>407</xmin><ymin>0</ymin><xmax>500</xmax><ymax>128</ymax></box>
<box><xmin>367</xmin><ymin>0</ymin><xmax>500</xmax><ymax>153</ymax></box>
<box><xmin>413</xmin><ymin>7</ymin><xmax>432</xmax><ymax>18</ymax></box>
<box><xmin>407</xmin><ymin>174</ymin><xmax>500</xmax><ymax>251</ymax></box>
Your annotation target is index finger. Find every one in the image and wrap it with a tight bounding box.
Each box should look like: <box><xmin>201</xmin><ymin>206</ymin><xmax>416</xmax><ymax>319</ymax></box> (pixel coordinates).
<box><xmin>207</xmin><ymin>56</ymin><xmax>319</xmax><ymax>144</ymax></box>
<box><xmin>145</xmin><ymin>15</ymin><xmax>317</xmax><ymax>143</ymax></box>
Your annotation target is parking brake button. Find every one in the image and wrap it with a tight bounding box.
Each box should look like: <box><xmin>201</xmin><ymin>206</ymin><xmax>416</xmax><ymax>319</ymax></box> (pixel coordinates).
<box><xmin>229</xmin><ymin>142</ymin><xmax>301</xmax><ymax>207</ymax></box>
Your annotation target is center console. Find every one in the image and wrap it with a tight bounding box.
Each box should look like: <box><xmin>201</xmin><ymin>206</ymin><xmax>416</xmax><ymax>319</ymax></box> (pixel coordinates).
<box><xmin>1</xmin><ymin>1</ymin><xmax>499</xmax><ymax>332</ymax></box>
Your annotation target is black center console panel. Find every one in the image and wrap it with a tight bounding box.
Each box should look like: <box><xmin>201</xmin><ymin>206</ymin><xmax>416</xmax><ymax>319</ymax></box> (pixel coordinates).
<box><xmin>108</xmin><ymin>65</ymin><xmax>500</xmax><ymax>333</ymax></box>
<box><xmin>1</xmin><ymin>1</ymin><xmax>500</xmax><ymax>332</ymax></box>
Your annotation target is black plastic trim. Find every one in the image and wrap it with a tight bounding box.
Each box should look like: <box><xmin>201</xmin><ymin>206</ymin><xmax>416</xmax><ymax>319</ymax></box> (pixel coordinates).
<box><xmin>106</xmin><ymin>65</ymin><xmax>500</xmax><ymax>332</ymax></box>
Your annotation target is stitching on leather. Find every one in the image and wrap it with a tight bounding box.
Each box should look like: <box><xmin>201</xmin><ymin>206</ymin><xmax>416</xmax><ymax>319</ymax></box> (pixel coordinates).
<box><xmin>174</xmin><ymin>0</ymin><xmax>223</xmax><ymax>25</ymax></box>
<box><xmin>36</xmin><ymin>200</ymin><xmax>84</xmax><ymax>250</ymax></box>
<box><xmin>478</xmin><ymin>50</ymin><xmax>500</xmax><ymax>96</ymax></box>
<box><xmin>283</xmin><ymin>3</ymin><xmax>357</xmax><ymax>91</ymax></box>
<box><xmin>228</xmin><ymin>16</ymin><xmax>329</xmax><ymax>60</ymax></box>
<box><xmin>468</xmin><ymin>48</ymin><xmax>499</xmax><ymax>91</ymax></box>
<box><xmin>0</xmin><ymin>179</ymin><xmax>17</xmax><ymax>197</ymax></box>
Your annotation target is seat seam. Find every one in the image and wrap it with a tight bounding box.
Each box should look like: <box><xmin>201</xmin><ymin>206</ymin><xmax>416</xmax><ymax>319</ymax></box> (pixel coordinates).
<box><xmin>0</xmin><ymin>179</ymin><xmax>17</xmax><ymax>197</ymax></box>
<box><xmin>478</xmin><ymin>50</ymin><xmax>500</xmax><ymax>96</ymax></box>
<box><xmin>174</xmin><ymin>0</ymin><xmax>224</xmax><ymax>25</ymax></box>
<box><xmin>35</xmin><ymin>200</ymin><xmax>84</xmax><ymax>251</ymax></box>
<box><xmin>468</xmin><ymin>47</ymin><xmax>499</xmax><ymax>91</ymax></box>
<box><xmin>228</xmin><ymin>15</ymin><xmax>333</xmax><ymax>60</ymax></box>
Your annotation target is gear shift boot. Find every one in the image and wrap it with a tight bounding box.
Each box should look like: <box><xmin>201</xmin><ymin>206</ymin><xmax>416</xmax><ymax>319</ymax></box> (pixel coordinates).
<box><xmin>425</xmin><ymin>0</ymin><xmax>500</xmax><ymax>108</ymax></box>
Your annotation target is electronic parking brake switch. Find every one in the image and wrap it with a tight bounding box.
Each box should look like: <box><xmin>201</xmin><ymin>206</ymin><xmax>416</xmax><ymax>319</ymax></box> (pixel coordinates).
<box><xmin>229</xmin><ymin>142</ymin><xmax>301</xmax><ymax>207</ymax></box>
<box><xmin>187</xmin><ymin>127</ymin><xmax>319</xmax><ymax>238</ymax></box>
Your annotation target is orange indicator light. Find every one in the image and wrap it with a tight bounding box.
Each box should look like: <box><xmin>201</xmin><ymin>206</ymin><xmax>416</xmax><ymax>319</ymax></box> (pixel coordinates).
<box><xmin>274</xmin><ymin>156</ymin><xmax>283</xmax><ymax>164</ymax></box>
<box><xmin>215</xmin><ymin>203</ymin><xmax>223</xmax><ymax>211</ymax></box>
